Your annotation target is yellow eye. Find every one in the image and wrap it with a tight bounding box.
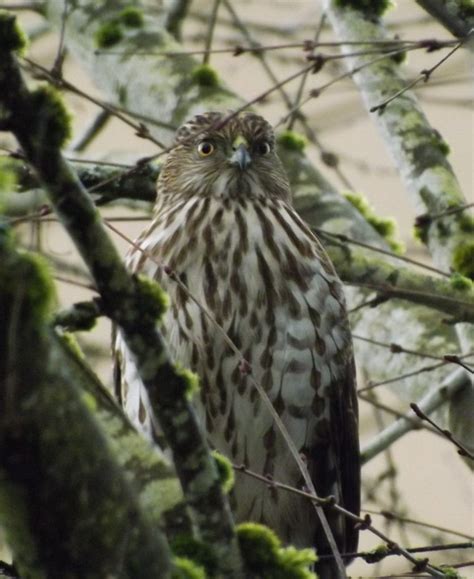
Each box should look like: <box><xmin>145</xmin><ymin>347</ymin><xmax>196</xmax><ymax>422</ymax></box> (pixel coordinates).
<box><xmin>197</xmin><ymin>141</ymin><xmax>215</xmax><ymax>157</ymax></box>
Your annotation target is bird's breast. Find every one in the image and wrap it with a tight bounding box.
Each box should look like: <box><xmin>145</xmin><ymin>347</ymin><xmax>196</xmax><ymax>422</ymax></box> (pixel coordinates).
<box><xmin>123</xmin><ymin>194</ymin><xmax>351</xmax><ymax>537</ymax></box>
<box><xmin>128</xmin><ymin>196</ymin><xmax>346</xmax><ymax>390</ymax></box>
<box><xmin>131</xmin><ymin>196</ymin><xmax>337</xmax><ymax>324</ymax></box>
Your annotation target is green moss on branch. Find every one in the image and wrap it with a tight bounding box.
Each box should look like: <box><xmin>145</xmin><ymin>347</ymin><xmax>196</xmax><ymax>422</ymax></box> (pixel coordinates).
<box><xmin>0</xmin><ymin>10</ymin><xmax>28</xmax><ymax>53</ymax></box>
<box><xmin>171</xmin><ymin>535</ymin><xmax>218</xmax><ymax>577</ymax></box>
<box><xmin>0</xmin><ymin>19</ymin><xmax>243</xmax><ymax>575</ymax></box>
<box><xmin>450</xmin><ymin>273</ymin><xmax>473</xmax><ymax>292</ymax></box>
<box><xmin>277</xmin><ymin>130</ymin><xmax>307</xmax><ymax>152</ymax></box>
<box><xmin>0</xmin><ymin>228</ymin><xmax>55</xmax><ymax>323</ymax></box>
<box><xmin>344</xmin><ymin>191</ymin><xmax>404</xmax><ymax>253</ymax></box>
<box><xmin>30</xmin><ymin>86</ymin><xmax>73</xmax><ymax>148</ymax></box>
<box><xmin>237</xmin><ymin>523</ymin><xmax>316</xmax><ymax>578</ymax></box>
<box><xmin>211</xmin><ymin>451</ymin><xmax>234</xmax><ymax>494</ymax></box>
<box><xmin>452</xmin><ymin>241</ymin><xmax>474</xmax><ymax>280</ymax></box>
<box><xmin>95</xmin><ymin>20</ymin><xmax>124</xmax><ymax>48</ymax></box>
<box><xmin>0</xmin><ymin>227</ymin><xmax>172</xmax><ymax>578</ymax></box>
<box><xmin>120</xmin><ymin>6</ymin><xmax>144</xmax><ymax>27</ymax></box>
<box><xmin>191</xmin><ymin>64</ymin><xmax>220</xmax><ymax>87</ymax></box>
<box><xmin>172</xmin><ymin>557</ymin><xmax>206</xmax><ymax>579</ymax></box>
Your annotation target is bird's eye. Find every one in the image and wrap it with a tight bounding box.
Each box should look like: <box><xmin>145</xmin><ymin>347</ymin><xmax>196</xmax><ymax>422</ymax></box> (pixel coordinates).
<box><xmin>257</xmin><ymin>141</ymin><xmax>271</xmax><ymax>155</ymax></box>
<box><xmin>197</xmin><ymin>141</ymin><xmax>215</xmax><ymax>157</ymax></box>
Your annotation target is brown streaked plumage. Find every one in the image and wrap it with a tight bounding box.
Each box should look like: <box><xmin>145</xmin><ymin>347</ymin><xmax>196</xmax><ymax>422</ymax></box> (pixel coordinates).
<box><xmin>114</xmin><ymin>111</ymin><xmax>360</xmax><ymax>578</ymax></box>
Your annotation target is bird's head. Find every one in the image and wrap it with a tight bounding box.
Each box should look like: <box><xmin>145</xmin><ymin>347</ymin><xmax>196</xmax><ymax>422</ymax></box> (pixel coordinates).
<box><xmin>159</xmin><ymin>111</ymin><xmax>291</xmax><ymax>202</ymax></box>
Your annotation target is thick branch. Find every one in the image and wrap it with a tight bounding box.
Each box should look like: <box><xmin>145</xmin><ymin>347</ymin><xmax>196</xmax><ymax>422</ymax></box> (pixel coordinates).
<box><xmin>326</xmin><ymin>242</ymin><xmax>474</xmax><ymax>324</ymax></box>
<box><xmin>415</xmin><ymin>0</ymin><xmax>474</xmax><ymax>38</ymax></box>
<box><xmin>3</xmin><ymin>156</ymin><xmax>159</xmax><ymax>206</ymax></box>
<box><xmin>324</xmin><ymin>0</ymin><xmax>469</xmax><ymax>275</ymax></box>
<box><xmin>0</xmin><ymin>22</ymin><xmax>243</xmax><ymax>576</ymax></box>
<box><xmin>325</xmin><ymin>0</ymin><xmax>474</xmax><ymax>465</ymax></box>
<box><xmin>52</xmin><ymin>332</ymin><xmax>188</xmax><ymax>536</ymax></box>
<box><xmin>0</xmin><ymin>228</ymin><xmax>171</xmax><ymax>578</ymax></box>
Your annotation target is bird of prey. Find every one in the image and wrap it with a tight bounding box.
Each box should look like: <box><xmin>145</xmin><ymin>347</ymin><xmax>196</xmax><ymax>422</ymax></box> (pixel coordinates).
<box><xmin>115</xmin><ymin>111</ymin><xmax>360</xmax><ymax>578</ymax></box>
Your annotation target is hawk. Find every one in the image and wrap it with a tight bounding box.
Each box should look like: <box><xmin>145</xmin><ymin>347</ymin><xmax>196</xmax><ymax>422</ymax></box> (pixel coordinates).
<box><xmin>115</xmin><ymin>111</ymin><xmax>360</xmax><ymax>577</ymax></box>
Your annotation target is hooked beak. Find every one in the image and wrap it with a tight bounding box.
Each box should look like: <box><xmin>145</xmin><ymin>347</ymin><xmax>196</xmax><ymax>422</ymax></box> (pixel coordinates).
<box><xmin>230</xmin><ymin>137</ymin><xmax>252</xmax><ymax>170</ymax></box>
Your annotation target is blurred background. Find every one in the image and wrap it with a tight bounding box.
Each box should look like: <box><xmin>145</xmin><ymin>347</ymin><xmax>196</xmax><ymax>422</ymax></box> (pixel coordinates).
<box><xmin>2</xmin><ymin>0</ymin><xmax>473</xmax><ymax>576</ymax></box>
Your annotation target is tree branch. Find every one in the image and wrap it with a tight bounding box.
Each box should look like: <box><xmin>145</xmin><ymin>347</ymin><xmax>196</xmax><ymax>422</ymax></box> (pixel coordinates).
<box><xmin>361</xmin><ymin>367</ymin><xmax>471</xmax><ymax>464</ymax></box>
<box><xmin>2</xmin><ymin>155</ymin><xmax>159</xmax><ymax>208</ymax></box>
<box><xmin>52</xmin><ymin>331</ymin><xmax>191</xmax><ymax>538</ymax></box>
<box><xmin>324</xmin><ymin>240</ymin><xmax>474</xmax><ymax>324</ymax></box>
<box><xmin>0</xmin><ymin>227</ymin><xmax>172</xmax><ymax>578</ymax></box>
<box><xmin>324</xmin><ymin>0</ymin><xmax>470</xmax><ymax>275</ymax></box>
<box><xmin>415</xmin><ymin>0</ymin><xmax>474</xmax><ymax>38</ymax></box>
<box><xmin>0</xmin><ymin>19</ymin><xmax>243</xmax><ymax>576</ymax></box>
<box><xmin>325</xmin><ymin>0</ymin><xmax>474</xmax><ymax>466</ymax></box>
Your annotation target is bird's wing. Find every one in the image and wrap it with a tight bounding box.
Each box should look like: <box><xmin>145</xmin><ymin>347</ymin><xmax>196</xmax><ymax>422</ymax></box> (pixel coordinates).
<box><xmin>319</xmin><ymin>352</ymin><xmax>360</xmax><ymax>555</ymax></box>
<box><xmin>301</xmin><ymin>242</ymin><xmax>360</xmax><ymax>558</ymax></box>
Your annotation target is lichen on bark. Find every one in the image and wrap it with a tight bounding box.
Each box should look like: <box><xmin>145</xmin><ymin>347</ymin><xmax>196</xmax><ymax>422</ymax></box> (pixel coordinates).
<box><xmin>0</xmin><ymin>228</ymin><xmax>172</xmax><ymax>578</ymax></box>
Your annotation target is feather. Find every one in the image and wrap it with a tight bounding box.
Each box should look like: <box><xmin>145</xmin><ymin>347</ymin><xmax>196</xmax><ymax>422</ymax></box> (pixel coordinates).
<box><xmin>114</xmin><ymin>112</ymin><xmax>360</xmax><ymax>574</ymax></box>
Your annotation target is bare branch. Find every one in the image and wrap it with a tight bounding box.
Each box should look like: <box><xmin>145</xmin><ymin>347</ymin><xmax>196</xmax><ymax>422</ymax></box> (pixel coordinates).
<box><xmin>361</xmin><ymin>368</ymin><xmax>471</xmax><ymax>463</ymax></box>
<box><xmin>410</xmin><ymin>403</ymin><xmax>474</xmax><ymax>459</ymax></box>
<box><xmin>370</xmin><ymin>35</ymin><xmax>469</xmax><ymax>113</ymax></box>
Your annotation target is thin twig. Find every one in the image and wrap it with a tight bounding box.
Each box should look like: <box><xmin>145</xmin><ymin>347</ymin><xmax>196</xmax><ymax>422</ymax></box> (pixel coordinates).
<box><xmin>410</xmin><ymin>403</ymin><xmax>474</xmax><ymax>459</ymax></box>
<box><xmin>314</xmin><ymin>228</ymin><xmax>451</xmax><ymax>278</ymax></box>
<box><xmin>51</xmin><ymin>0</ymin><xmax>69</xmax><ymax>79</ymax></box>
<box><xmin>358</xmin><ymin>392</ymin><xmax>442</xmax><ymax>437</ymax></box>
<box><xmin>223</xmin><ymin>0</ymin><xmax>355</xmax><ymax>190</ymax></box>
<box><xmin>352</xmin><ymin>334</ymin><xmax>460</xmax><ymax>362</ymax></box>
<box><xmin>275</xmin><ymin>45</ymin><xmax>425</xmax><ymax>128</ymax></box>
<box><xmin>287</xmin><ymin>12</ymin><xmax>327</xmax><ymax>130</ymax></box>
<box><xmin>223</xmin><ymin>458</ymin><xmax>474</xmax><ymax>542</ymax></box>
<box><xmin>366</xmin><ymin>387</ymin><xmax>407</xmax><ymax>563</ymax></box>
<box><xmin>361</xmin><ymin>367</ymin><xmax>471</xmax><ymax>463</ymax></box>
<box><xmin>1</xmin><ymin>146</ymin><xmax>132</xmax><ymax>168</ymax></box>
<box><xmin>359</xmin><ymin>352</ymin><xmax>473</xmax><ymax>393</ymax></box>
<box><xmin>317</xmin><ymin>541</ymin><xmax>473</xmax><ymax>562</ymax></box>
<box><xmin>21</xmin><ymin>58</ymin><xmax>166</xmax><ymax>150</ymax></box>
<box><xmin>348</xmin><ymin>294</ymin><xmax>389</xmax><ymax>313</ymax></box>
<box><xmin>202</xmin><ymin>0</ymin><xmax>221</xmax><ymax>65</ymax></box>
<box><xmin>231</xmin><ymin>465</ymin><xmax>447</xmax><ymax>577</ymax></box>
<box><xmin>348</xmin><ymin>281</ymin><xmax>474</xmax><ymax>319</ymax></box>
<box><xmin>365</xmin><ymin>509</ymin><xmax>474</xmax><ymax>541</ymax></box>
<box><xmin>70</xmin><ymin>110</ymin><xmax>111</xmax><ymax>153</ymax></box>
<box><xmin>370</xmin><ymin>33</ymin><xmax>471</xmax><ymax>113</ymax></box>
<box><xmin>415</xmin><ymin>202</ymin><xmax>474</xmax><ymax>227</ymax></box>
<box><xmin>94</xmin><ymin>38</ymin><xmax>456</xmax><ymax>58</ymax></box>
<box><xmin>54</xmin><ymin>275</ymin><xmax>96</xmax><ymax>291</ymax></box>
<box><xmin>222</xmin><ymin>0</ymin><xmax>293</xmax><ymax>109</ymax></box>
<box><xmin>0</xmin><ymin>2</ymin><xmax>41</xmax><ymax>10</ymax></box>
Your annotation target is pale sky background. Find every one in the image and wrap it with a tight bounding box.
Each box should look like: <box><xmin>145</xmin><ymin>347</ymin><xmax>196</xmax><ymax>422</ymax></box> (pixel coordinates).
<box><xmin>2</xmin><ymin>1</ymin><xmax>473</xmax><ymax>576</ymax></box>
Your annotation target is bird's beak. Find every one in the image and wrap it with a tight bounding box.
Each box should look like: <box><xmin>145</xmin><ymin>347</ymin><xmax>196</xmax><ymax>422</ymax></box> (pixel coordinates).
<box><xmin>230</xmin><ymin>136</ymin><xmax>251</xmax><ymax>170</ymax></box>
